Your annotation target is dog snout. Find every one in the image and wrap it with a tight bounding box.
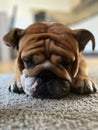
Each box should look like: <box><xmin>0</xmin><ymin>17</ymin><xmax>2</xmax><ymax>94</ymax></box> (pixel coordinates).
<box><xmin>47</xmin><ymin>80</ymin><xmax>70</xmax><ymax>99</ymax></box>
<box><xmin>37</xmin><ymin>70</ymin><xmax>56</xmax><ymax>82</ymax></box>
<box><xmin>30</xmin><ymin>69</ymin><xmax>71</xmax><ymax>99</ymax></box>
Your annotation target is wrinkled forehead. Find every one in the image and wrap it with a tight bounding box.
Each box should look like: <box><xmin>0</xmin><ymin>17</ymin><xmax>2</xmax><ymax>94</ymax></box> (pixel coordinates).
<box><xmin>19</xmin><ymin>22</ymin><xmax>77</xmax><ymax>60</ymax></box>
<box><xmin>20</xmin><ymin>22</ymin><xmax>74</xmax><ymax>47</ymax></box>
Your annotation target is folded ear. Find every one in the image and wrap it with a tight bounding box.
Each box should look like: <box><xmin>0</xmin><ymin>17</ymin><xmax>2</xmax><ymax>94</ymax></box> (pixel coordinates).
<box><xmin>73</xmin><ymin>29</ymin><xmax>95</xmax><ymax>52</ymax></box>
<box><xmin>3</xmin><ymin>28</ymin><xmax>24</xmax><ymax>50</ymax></box>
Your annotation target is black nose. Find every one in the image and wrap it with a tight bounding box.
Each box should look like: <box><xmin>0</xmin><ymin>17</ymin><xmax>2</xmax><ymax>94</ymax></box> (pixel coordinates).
<box><xmin>38</xmin><ymin>70</ymin><xmax>56</xmax><ymax>82</ymax></box>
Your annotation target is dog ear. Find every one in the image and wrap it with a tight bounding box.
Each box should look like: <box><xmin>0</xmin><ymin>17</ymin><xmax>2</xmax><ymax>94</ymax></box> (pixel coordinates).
<box><xmin>3</xmin><ymin>28</ymin><xmax>24</xmax><ymax>50</ymax></box>
<box><xmin>73</xmin><ymin>29</ymin><xmax>95</xmax><ymax>52</ymax></box>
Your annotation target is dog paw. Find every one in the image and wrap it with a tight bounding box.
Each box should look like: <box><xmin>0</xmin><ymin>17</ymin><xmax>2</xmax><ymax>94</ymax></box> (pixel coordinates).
<box><xmin>8</xmin><ymin>79</ymin><xmax>24</xmax><ymax>93</ymax></box>
<box><xmin>72</xmin><ymin>77</ymin><xmax>98</xmax><ymax>94</ymax></box>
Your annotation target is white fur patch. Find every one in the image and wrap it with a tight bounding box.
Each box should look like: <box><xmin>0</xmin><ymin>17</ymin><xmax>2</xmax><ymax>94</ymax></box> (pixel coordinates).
<box><xmin>20</xmin><ymin>69</ymin><xmax>38</xmax><ymax>95</ymax></box>
<box><xmin>42</xmin><ymin>61</ymin><xmax>51</xmax><ymax>69</ymax></box>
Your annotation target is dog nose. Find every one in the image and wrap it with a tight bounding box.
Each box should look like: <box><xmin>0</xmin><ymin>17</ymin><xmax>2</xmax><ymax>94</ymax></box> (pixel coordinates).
<box><xmin>39</xmin><ymin>70</ymin><xmax>55</xmax><ymax>78</ymax></box>
<box><xmin>41</xmin><ymin>70</ymin><xmax>53</xmax><ymax>76</ymax></box>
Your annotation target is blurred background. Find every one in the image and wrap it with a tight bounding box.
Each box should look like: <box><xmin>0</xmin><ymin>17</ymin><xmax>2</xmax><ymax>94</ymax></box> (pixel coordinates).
<box><xmin>0</xmin><ymin>0</ymin><xmax>98</xmax><ymax>73</ymax></box>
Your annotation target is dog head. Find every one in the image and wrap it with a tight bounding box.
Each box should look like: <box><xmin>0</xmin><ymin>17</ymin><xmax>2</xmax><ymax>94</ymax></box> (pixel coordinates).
<box><xmin>3</xmin><ymin>22</ymin><xmax>95</xmax><ymax>98</ymax></box>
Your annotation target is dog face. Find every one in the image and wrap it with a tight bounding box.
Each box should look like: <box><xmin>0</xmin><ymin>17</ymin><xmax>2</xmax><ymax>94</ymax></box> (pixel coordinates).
<box><xmin>3</xmin><ymin>22</ymin><xmax>95</xmax><ymax>98</ymax></box>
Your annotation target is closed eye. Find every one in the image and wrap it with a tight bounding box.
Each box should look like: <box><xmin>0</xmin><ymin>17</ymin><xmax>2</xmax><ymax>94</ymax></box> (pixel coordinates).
<box><xmin>62</xmin><ymin>58</ymin><xmax>73</xmax><ymax>68</ymax></box>
<box><xmin>23</xmin><ymin>58</ymin><xmax>34</xmax><ymax>69</ymax></box>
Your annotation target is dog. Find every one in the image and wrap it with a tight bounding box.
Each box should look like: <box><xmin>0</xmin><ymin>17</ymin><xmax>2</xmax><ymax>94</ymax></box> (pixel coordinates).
<box><xmin>3</xmin><ymin>22</ymin><xmax>98</xmax><ymax>99</ymax></box>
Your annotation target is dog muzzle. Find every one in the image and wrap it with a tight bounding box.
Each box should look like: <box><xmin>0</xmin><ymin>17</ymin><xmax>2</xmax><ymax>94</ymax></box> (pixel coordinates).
<box><xmin>20</xmin><ymin>69</ymin><xmax>71</xmax><ymax>99</ymax></box>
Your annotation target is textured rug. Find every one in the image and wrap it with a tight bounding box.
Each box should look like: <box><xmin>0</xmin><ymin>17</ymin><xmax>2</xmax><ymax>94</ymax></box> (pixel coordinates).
<box><xmin>0</xmin><ymin>66</ymin><xmax>98</xmax><ymax>130</ymax></box>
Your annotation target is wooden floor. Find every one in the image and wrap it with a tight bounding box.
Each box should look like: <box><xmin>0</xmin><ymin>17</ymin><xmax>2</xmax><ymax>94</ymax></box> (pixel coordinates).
<box><xmin>0</xmin><ymin>60</ymin><xmax>15</xmax><ymax>73</ymax></box>
<box><xmin>0</xmin><ymin>56</ymin><xmax>98</xmax><ymax>73</ymax></box>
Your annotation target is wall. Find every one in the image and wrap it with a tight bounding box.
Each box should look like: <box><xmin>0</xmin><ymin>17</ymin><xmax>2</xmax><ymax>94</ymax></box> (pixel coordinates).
<box><xmin>0</xmin><ymin>0</ymin><xmax>80</xmax><ymax>28</ymax></box>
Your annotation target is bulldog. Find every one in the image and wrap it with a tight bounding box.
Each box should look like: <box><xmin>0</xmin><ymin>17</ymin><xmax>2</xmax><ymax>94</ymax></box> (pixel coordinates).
<box><xmin>3</xmin><ymin>22</ymin><xmax>98</xmax><ymax>99</ymax></box>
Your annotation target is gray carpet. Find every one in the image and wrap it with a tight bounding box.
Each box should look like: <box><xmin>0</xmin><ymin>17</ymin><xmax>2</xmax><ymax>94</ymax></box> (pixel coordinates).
<box><xmin>0</xmin><ymin>67</ymin><xmax>98</xmax><ymax>130</ymax></box>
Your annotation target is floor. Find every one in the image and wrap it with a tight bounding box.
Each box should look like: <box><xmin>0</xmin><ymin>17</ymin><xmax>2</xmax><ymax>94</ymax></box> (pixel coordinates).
<box><xmin>0</xmin><ymin>60</ymin><xmax>14</xmax><ymax>73</ymax></box>
<box><xmin>0</xmin><ymin>56</ymin><xmax>98</xmax><ymax>130</ymax></box>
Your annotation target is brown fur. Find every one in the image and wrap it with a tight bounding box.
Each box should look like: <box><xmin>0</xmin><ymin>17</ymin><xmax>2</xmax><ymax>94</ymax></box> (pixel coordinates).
<box><xmin>3</xmin><ymin>22</ymin><xmax>97</xmax><ymax>95</ymax></box>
